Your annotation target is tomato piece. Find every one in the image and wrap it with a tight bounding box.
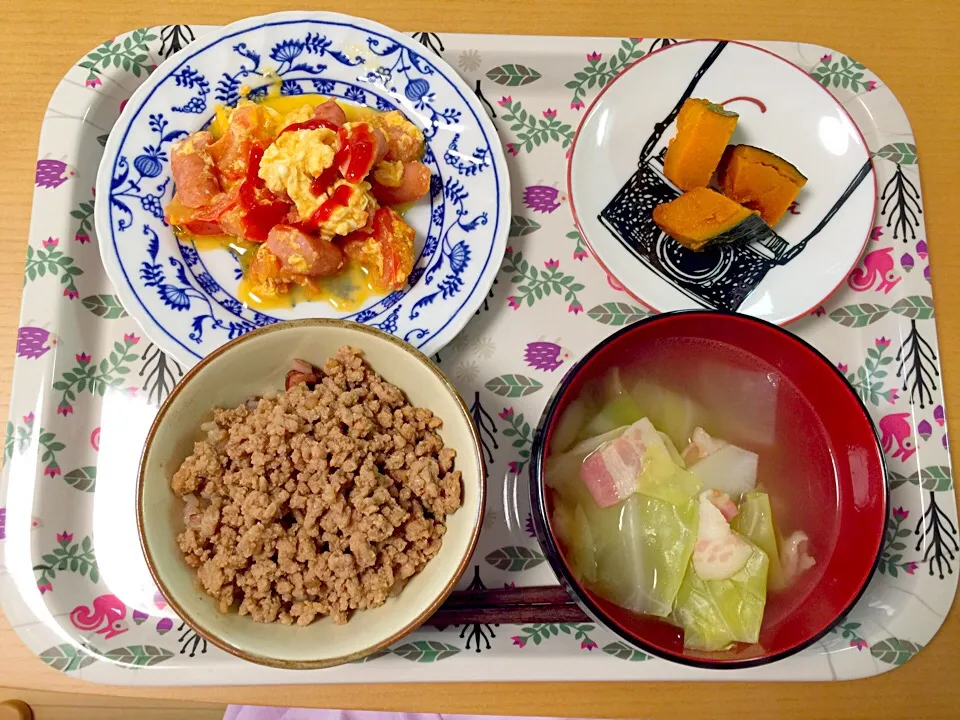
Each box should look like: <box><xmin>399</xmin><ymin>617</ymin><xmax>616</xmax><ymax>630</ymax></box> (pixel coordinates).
<box><xmin>334</xmin><ymin>123</ymin><xmax>387</xmax><ymax>183</ymax></box>
<box><xmin>344</xmin><ymin>207</ymin><xmax>415</xmax><ymax>292</ymax></box>
<box><xmin>278</xmin><ymin>116</ymin><xmax>340</xmax><ymax>137</ymax></box>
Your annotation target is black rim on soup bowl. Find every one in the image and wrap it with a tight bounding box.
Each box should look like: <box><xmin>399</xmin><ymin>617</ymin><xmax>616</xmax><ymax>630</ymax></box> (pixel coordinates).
<box><xmin>527</xmin><ymin>309</ymin><xmax>889</xmax><ymax>670</ymax></box>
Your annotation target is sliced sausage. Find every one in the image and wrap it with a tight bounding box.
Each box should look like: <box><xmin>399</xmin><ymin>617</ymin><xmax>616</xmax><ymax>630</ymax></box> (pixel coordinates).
<box><xmin>265</xmin><ymin>224</ymin><xmax>344</xmax><ymax>277</ymax></box>
<box><xmin>372</xmin><ymin>111</ymin><xmax>425</xmax><ymax>163</ymax></box>
<box><xmin>170</xmin><ymin>131</ymin><xmax>220</xmax><ymax>208</ymax></box>
<box><xmin>371</xmin><ymin>162</ymin><xmax>431</xmax><ymax>206</ymax></box>
<box><xmin>313</xmin><ymin>99</ymin><xmax>348</xmax><ymax>127</ymax></box>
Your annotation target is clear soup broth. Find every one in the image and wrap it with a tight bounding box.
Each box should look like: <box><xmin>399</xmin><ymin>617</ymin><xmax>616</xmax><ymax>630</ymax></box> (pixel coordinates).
<box><xmin>545</xmin><ymin>336</ymin><xmax>838</xmax><ymax>653</ymax></box>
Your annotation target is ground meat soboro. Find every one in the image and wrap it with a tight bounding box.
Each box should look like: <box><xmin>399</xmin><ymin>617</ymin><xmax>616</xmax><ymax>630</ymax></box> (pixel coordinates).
<box><xmin>171</xmin><ymin>345</ymin><xmax>463</xmax><ymax>626</ymax></box>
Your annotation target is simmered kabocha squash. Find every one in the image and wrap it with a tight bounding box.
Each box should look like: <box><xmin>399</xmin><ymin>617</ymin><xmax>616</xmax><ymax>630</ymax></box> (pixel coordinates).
<box><xmin>663</xmin><ymin>99</ymin><xmax>739</xmax><ymax>191</ymax></box>
<box><xmin>717</xmin><ymin>145</ymin><xmax>808</xmax><ymax>226</ymax></box>
<box><xmin>652</xmin><ymin>187</ymin><xmax>771</xmax><ymax>252</ymax></box>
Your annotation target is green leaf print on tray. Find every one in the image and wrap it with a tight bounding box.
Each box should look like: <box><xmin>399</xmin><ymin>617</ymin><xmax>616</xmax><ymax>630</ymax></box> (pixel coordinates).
<box><xmin>484</xmin><ymin>374</ymin><xmax>543</xmax><ymax>398</ymax></box>
<box><xmin>82</xmin><ymin>294</ymin><xmax>129</xmax><ymax>319</ymax></box>
<box><xmin>587</xmin><ymin>302</ymin><xmax>650</xmax><ymax>326</ymax></box>
<box><xmin>878</xmin><ymin>508</ymin><xmax>918</xmax><ymax>578</ymax></box>
<box><xmin>391</xmin><ymin>641</ymin><xmax>460</xmax><ymax>663</ymax></box>
<box><xmin>875</xmin><ymin>143</ymin><xmax>919</xmax><ymax>165</ymax></box>
<box><xmin>24</xmin><ymin>241</ymin><xmax>83</xmax><ymax>300</ymax></box>
<box><xmin>502</xmin><ymin>249</ymin><xmax>584</xmax><ymax>314</ymax></box>
<box><xmin>889</xmin><ymin>466</ymin><xmax>953</xmax><ymax>492</ymax></box>
<box><xmin>844</xmin><ymin>338</ymin><xmax>896</xmax><ymax>406</ymax></box>
<box><xmin>831</xmin><ymin>621</ymin><xmax>869</xmax><ymax>651</ymax></box>
<box><xmin>485</xmin><ymin>546</ymin><xmax>545</xmax><ymax>571</ymax></box>
<box><xmin>34</xmin><ymin>533</ymin><xmax>99</xmax><ymax>591</ymax></box>
<box><xmin>39</xmin><ymin>644</ymin><xmax>97</xmax><ymax>673</ymax></box>
<box><xmin>79</xmin><ymin>27</ymin><xmax>157</xmax><ymax>85</ymax></box>
<box><xmin>500</xmin><ymin>407</ymin><xmax>532</xmax><ymax>473</ymax></box>
<box><xmin>103</xmin><ymin>645</ymin><xmax>175</xmax><ymax>668</ymax></box>
<box><xmin>52</xmin><ymin>334</ymin><xmax>141</xmax><ymax>415</ymax></box>
<box><xmin>567</xmin><ymin>230</ymin><xmax>589</xmax><ymax>261</ymax></box>
<box><xmin>809</xmin><ymin>53</ymin><xmax>875</xmax><ymax>93</ymax></box>
<box><xmin>498</xmin><ymin>98</ymin><xmax>575</xmax><ymax>154</ymax></box>
<box><xmin>511</xmin><ymin>623</ymin><xmax>598</xmax><ymax>650</ymax></box>
<box><xmin>870</xmin><ymin>638</ymin><xmax>923</xmax><ymax>666</ymax></box>
<box><xmin>602</xmin><ymin>641</ymin><xmax>651</xmax><ymax>661</ymax></box>
<box><xmin>509</xmin><ymin>215</ymin><xmax>541</xmax><ymax>237</ymax></box>
<box><xmin>829</xmin><ymin>296</ymin><xmax>934</xmax><ymax>327</ymax></box>
<box><xmin>565</xmin><ymin>40</ymin><xmax>646</xmax><ymax>110</ymax></box>
<box><xmin>70</xmin><ymin>196</ymin><xmax>95</xmax><ymax>244</ymax></box>
<box><xmin>486</xmin><ymin>63</ymin><xmax>542</xmax><ymax>87</ymax></box>
<box><xmin>64</xmin><ymin>467</ymin><xmax>97</xmax><ymax>493</ymax></box>
<box><xmin>4</xmin><ymin>414</ymin><xmax>64</xmax><ymax>478</ymax></box>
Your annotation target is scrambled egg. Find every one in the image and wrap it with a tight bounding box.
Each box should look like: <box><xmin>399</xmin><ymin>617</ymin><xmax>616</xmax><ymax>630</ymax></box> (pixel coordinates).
<box><xmin>372</xmin><ymin>160</ymin><xmax>403</xmax><ymax>187</ymax></box>
<box><xmin>258</xmin><ymin>128</ymin><xmax>339</xmax><ymax>219</ymax></box>
<box><xmin>373</xmin><ymin>111</ymin><xmax>425</xmax><ymax>161</ymax></box>
<box><xmin>277</xmin><ymin>104</ymin><xmax>314</xmax><ymax>131</ymax></box>
<box><xmin>315</xmin><ymin>180</ymin><xmax>378</xmax><ymax>240</ymax></box>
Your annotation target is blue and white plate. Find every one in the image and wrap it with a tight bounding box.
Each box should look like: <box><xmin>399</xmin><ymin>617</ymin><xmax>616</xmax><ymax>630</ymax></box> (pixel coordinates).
<box><xmin>95</xmin><ymin>11</ymin><xmax>509</xmax><ymax>367</ymax></box>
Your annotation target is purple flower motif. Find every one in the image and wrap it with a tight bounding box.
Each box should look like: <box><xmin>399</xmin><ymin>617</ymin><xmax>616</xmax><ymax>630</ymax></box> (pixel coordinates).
<box><xmin>837</xmin><ymin>362</ymin><xmax>849</xmax><ymax>373</ymax></box>
<box><xmin>870</xmin><ymin>226</ymin><xmax>883</xmax><ymax>241</ymax></box>
<box><xmin>916</xmin><ymin>239</ymin><xmax>928</xmax><ymax>259</ymax></box>
<box><xmin>884</xmin><ymin>388</ymin><xmax>900</xmax><ymax>404</ymax></box>
<box><xmin>507</xmin><ymin>296</ymin><xmax>521</xmax><ymax>310</ymax></box>
<box><xmin>850</xmin><ymin>639</ymin><xmax>868</xmax><ymax>651</ymax></box>
<box><xmin>876</xmin><ymin>337</ymin><xmax>890</xmax><ymax>349</ymax></box>
<box><xmin>905</xmin><ymin>562</ymin><xmax>918</xmax><ymax>575</ymax></box>
<box><xmin>893</xmin><ymin>507</ymin><xmax>909</xmax><ymax>520</ymax></box>
<box><xmin>581</xmin><ymin>640</ymin><xmax>598</xmax><ymax>651</ymax></box>
<box><xmin>570</xmin><ymin>100</ymin><xmax>585</xmax><ymax>111</ymax></box>
<box><xmin>23</xmin><ymin>412</ymin><xmax>35</xmax><ymax>425</ymax></box>
<box><xmin>917</xmin><ymin>419</ymin><xmax>932</xmax><ymax>441</ymax></box>
<box><xmin>499</xmin><ymin>408</ymin><xmax>514</xmax><ymax>420</ymax></box>
<box><xmin>542</xmin><ymin>108</ymin><xmax>557</xmax><ymax>119</ymax></box>
<box><xmin>820</xmin><ymin>54</ymin><xmax>833</xmax><ymax>64</ymax></box>
<box><xmin>132</xmin><ymin>609</ymin><xmax>149</xmax><ymax>625</ymax></box>
<box><xmin>525</xmin><ymin>513</ymin><xmax>536</xmax><ymax>538</ymax></box>
<box><xmin>154</xmin><ymin>591</ymin><xmax>168</xmax><ymax>610</ymax></box>
<box><xmin>573</xmin><ymin>249</ymin><xmax>588</xmax><ymax>261</ymax></box>
<box><xmin>85</xmin><ymin>76</ymin><xmax>103</xmax><ymax>89</ymax></box>
<box><xmin>568</xmin><ymin>301</ymin><xmax>583</xmax><ymax>315</ymax></box>
<box><xmin>586</xmin><ymin>51</ymin><xmax>602</xmax><ymax>62</ymax></box>
<box><xmin>544</xmin><ymin>258</ymin><xmax>559</xmax><ymax>269</ymax></box>
<box><xmin>156</xmin><ymin>617</ymin><xmax>174</xmax><ymax>635</ymax></box>
<box><xmin>0</xmin><ymin>507</ymin><xmax>6</xmax><ymax>541</ymax></box>
<box><xmin>924</xmin><ymin>265</ymin><xmax>931</xmax><ymax>283</ymax></box>
<box><xmin>900</xmin><ymin>253</ymin><xmax>914</xmax><ymax>272</ymax></box>
<box><xmin>934</xmin><ymin>405</ymin><xmax>945</xmax><ymax>427</ymax></box>
<box><xmin>56</xmin><ymin>531</ymin><xmax>73</xmax><ymax>544</ymax></box>
<box><xmin>76</xmin><ymin>352</ymin><xmax>91</xmax><ymax>365</ymax></box>
<box><xmin>63</xmin><ymin>288</ymin><xmax>79</xmax><ymax>300</ymax></box>
<box><xmin>512</xmin><ymin>636</ymin><xmax>526</xmax><ymax>648</ymax></box>
<box><xmin>42</xmin><ymin>237</ymin><xmax>59</xmax><ymax>249</ymax></box>
<box><xmin>497</xmin><ymin>96</ymin><xmax>512</xmax><ymax>107</ymax></box>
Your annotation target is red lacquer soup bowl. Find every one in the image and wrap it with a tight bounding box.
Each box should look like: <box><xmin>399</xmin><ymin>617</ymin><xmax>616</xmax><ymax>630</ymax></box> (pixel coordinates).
<box><xmin>529</xmin><ymin>310</ymin><xmax>887</xmax><ymax>668</ymax></box>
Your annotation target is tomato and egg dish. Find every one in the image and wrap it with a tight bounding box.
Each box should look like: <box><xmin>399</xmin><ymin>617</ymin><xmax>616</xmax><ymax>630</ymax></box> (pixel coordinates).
<box><xmin>164</xmin><ymin>96</ymin><xmax>430</xmax><ymax>308</ymax></box>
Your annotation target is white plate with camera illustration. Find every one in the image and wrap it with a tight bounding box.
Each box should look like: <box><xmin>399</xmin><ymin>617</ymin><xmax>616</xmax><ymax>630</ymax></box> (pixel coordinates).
<box><xmin>567</xmin><ymin>39</ymin><xmax>876</xmax><ymax>325</ymax></box>
<box><xmin>96</xmin><ymin>11</ymin><xmax>509</xmax><ymax>367</ymax></box>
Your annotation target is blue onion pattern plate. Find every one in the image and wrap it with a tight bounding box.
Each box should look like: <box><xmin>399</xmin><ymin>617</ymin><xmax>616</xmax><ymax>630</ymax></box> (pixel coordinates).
<box><xmin>95</xmin><ymin>11</ymin><xmax>509</xmax><ymax>366</ymax></box>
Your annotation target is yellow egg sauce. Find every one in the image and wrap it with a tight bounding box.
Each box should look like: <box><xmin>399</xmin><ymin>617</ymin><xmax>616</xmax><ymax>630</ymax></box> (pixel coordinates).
<box><xmin>176</xmin><ymin>92</ymin><xmax>387</xmax><ymax>312</ymax></box>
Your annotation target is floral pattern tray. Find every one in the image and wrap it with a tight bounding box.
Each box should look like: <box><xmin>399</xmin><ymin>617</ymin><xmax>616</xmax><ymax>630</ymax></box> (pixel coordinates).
<box><xmin>0</xmin><ymin>26</ymin><xmax>955</xmax><ymax>685</ymax></box>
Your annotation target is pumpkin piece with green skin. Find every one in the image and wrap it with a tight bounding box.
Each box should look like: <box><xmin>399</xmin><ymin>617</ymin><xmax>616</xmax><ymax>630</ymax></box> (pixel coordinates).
<box><xmin>663</xmin><ymin>98</ymin><xmax>739</xmax><ymax>191</ymax></box>
<box><xmin>717</xmin><ymin>145</ymin><xmax>808</xmax><ymax>226</ymax></box>
<box><xmin>652</xmin><ymin>187</ymin><xmax>771</xmax><ymax>252</ymax></box>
